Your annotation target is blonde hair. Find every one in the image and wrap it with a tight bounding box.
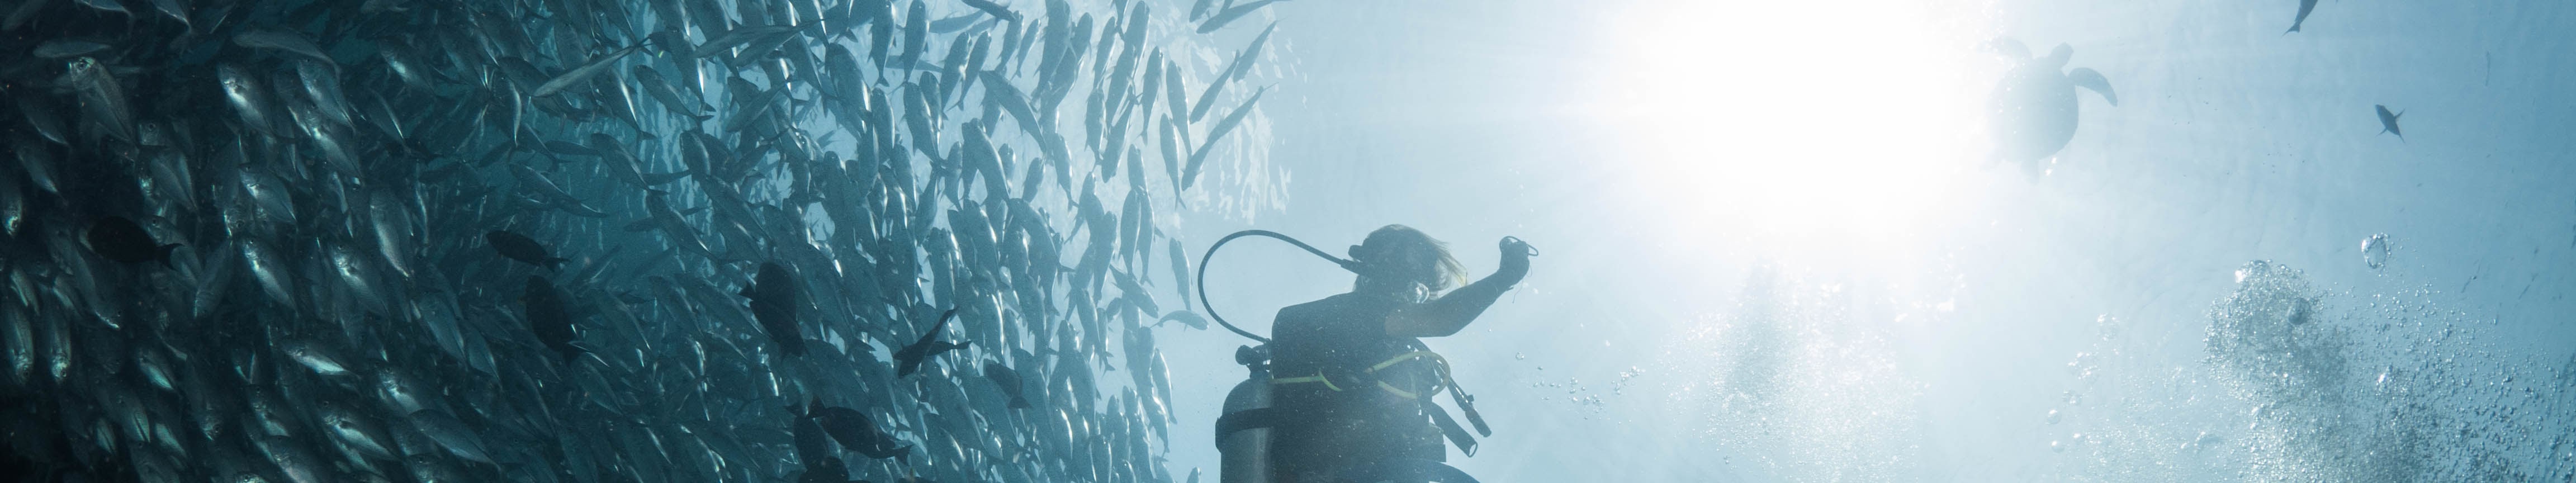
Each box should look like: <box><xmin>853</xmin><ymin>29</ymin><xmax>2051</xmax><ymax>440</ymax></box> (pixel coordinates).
<box><xmin>1358</xmin><ymin>225</ymin><xmax>1470</xmax><ymax>292</ymax></box>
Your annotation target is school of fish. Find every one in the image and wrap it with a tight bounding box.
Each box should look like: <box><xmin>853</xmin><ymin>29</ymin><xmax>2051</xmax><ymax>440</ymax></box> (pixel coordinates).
<box><xmin>0</xmin><ymin>0</ymin><xmax>1292</xmax><ymax>481</ymax></box>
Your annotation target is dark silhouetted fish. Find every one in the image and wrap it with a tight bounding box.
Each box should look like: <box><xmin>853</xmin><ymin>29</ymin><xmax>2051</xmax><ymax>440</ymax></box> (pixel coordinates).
<box><xmin>808</xmin><ymin>398</ymin><xmax>911</xmax><ymax>460</ymax></box>
<box><xmin>1190</xmin><ymin>22</ymin><xmax>1274</xmax><ymax>122</ymax></box>
<box><xmin>487</xmin><ymin>230</ymin><xmax>570</xmax><ymax>270</ymax></box>
<box><xmin>958</xmin><ymin>0</ymin><xmax>1020</xmax><ymax>22</ymax></box>
<box><xmin>2376</xmin><ymin>105</ymin><xmax>2404</xmax><ymax>141</ymax></box>
<box><xmin>1184</xmin><ymin>86</ymin><xmax>1267</xmax><ymax>190</ymax></box>
<box><xmin>86</xmin><ymin>216</ymin><xmax>179</xmax><ymax>267</ymax></box>
<box><xmin>792</xmin><ymin>408</ymin><xmax>835</xmax><ymax>465</ymax></box>
<box><xmin>741</xmin><ymin>262</ymin><xmax>807</xmax><ymax>356</ymax></box>
<box><xmin>983</xmin><ymin>360</ymin><xmax>1030</xmax><ymax>409</ymax></box>
<box><xmin>1197</xmin><ymin>0</ymin><xmax>1284</xmax><ymax>34</ymax></box>
<box><xmin>2288</xmin><ymin>0</ymin><xmax>2318</xmax><ymax>34</ymax></box>
<box><xmin>523</xmin><ymin>276</ymin><xmax>584</xmax><ymax>362</ymax></box>
<box><xmin>895</xmin><ymin>309</ymin><xmax>969</xmax><ymax>377</ymax></box>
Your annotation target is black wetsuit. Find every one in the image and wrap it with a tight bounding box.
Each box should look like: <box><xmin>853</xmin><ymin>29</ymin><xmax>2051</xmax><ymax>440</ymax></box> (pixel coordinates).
<box><xmin>1268</xmin><ymin>263</ymin><xmax>1524</xmax><ymax>483</ymax></box>
<box><xmin>1271</xmin><ymin>292</ymin><xmax>1448</xmax><ymax>483</ymax></box>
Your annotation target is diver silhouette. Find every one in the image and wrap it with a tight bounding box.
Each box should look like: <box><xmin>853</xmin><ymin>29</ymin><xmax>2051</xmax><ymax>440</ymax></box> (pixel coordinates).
<box><xmin>1259</xmin><ymin>225</ymin><xmax>1532</xmax><ymax>483</ymax></box>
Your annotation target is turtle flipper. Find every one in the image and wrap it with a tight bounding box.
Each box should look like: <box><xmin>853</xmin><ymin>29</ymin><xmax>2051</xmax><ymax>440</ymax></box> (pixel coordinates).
<box><xmin>1981</xmin><ymin>37</ymin><xmax>2031</xmax><ymax>60</ymax></box>
<box><xmin>2068</xmin><ymin>68</ymin><xmax>2118</xmax><ymax>106</ymax></box>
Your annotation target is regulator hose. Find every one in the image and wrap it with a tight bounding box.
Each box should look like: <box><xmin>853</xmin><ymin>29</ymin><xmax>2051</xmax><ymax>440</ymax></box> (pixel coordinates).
<box><xmin>1194</xmin><ymin>230</ymin><xmax>1362</xmax><ymax>343</ymax></box>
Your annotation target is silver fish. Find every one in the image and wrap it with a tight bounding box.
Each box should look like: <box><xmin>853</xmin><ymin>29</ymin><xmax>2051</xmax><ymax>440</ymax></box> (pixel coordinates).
<box><xmin>71</xmin><ymin>0</ymin><xmax>127</xmax><ymax>15</ymax></box>
<box><xmin>368</xmin><ymin>193</ymin><xmax>416</xmax><ymax>278</ymax></box>
<box><xmin>407</xmin><ymin>409</ymin><xmax>494</xmax><ymax>463</ymax></box>
<box><xmin>532</xmin><ymin>45</ymin><xmax>641</xmax><ymax>98</ymax></box>
<box><xmin>293</xmin><ymin>59</ymin><xmax>354</xmax><ymax>128</ymax></box>
<box><xmin>217</xmin><ymin>63</ymin><xmax>288</xmax><ymax>139</ymax></box>
<box><xmin>59</xmin><ymin>57</ymin><xmax>136</xmax><ymax>144</ymax></box>
<box><xmin>31</xmin><ymin>38</ymin><xmax>112</xmax><ymax>58</ymax></box>
<box><xmin>9</xmin><ymin>131</ymin><xmax>61</xmax><ymax>194</ymax></box>
<box><xmin>233</xmin><ymin>28</ymin><xmax>335</xmax><ymax>64</ymax></box>
<box><xmin>281</xmin><ymin>340</ymin><xmax>352</xmax><ymax>377</ymax></box>
<box><xmin>319</xmin><ymin>404</ymin><xmax>397</xmax><ymax>461</ymax></box>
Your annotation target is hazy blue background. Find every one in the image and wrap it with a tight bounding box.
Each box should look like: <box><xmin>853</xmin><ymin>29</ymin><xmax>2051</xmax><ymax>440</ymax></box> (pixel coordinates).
<box><xmin>1148</xmin><ymin>0</ymin><xmax>2576</xmax><ymax>481</ymax></box>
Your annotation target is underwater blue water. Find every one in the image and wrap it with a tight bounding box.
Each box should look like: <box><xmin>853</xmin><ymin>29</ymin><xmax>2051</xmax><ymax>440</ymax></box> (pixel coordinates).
<box><xmin>1</xmin><ymin>0</ymin><xmax>2566</xmax><ymax>481</ymax></box>
<box><xmin>1161</xmin><ymin>0</ymin><xmax>2575</xmax><ymax>481</ymax></box>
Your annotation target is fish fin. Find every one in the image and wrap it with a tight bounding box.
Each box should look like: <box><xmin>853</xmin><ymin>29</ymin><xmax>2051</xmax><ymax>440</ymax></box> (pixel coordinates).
<box><xmin>740</xmin><ymin>286</ymin><xmax>756</xmax><ymax>299</ymax></box>
<box><xmin>156</xmin><ymin>244</ymin><xmax>182</xmax><ymax>269</ymax></box>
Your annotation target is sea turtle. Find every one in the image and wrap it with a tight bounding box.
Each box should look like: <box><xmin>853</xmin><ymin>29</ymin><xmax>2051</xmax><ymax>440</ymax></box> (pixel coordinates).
<box><xmin>1986</xmin><ymin>38</ymin><xmax>2118</xmax><ymax>176</ymax></box>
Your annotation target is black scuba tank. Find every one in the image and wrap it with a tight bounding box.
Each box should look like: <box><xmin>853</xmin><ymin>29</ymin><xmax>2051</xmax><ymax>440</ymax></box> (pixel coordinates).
<box><xmin>1216</xmin><ymin>345</ymin><xmax>1276</xmax><ymax>483</ymax></box>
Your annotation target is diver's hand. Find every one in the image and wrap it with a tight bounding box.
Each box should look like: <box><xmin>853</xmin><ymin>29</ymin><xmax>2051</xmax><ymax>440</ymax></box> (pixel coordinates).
<box><xmin>1496</xmin><ymin>236</ymin><xmax>1532</xmax><ymax>283</ymax></box>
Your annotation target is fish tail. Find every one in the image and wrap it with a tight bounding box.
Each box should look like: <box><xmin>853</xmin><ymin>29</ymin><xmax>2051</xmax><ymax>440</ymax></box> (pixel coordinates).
<box><xmin>546</xmin><ymin>257</ymin><xmax>569</xmax><ymax>270</ymax></box>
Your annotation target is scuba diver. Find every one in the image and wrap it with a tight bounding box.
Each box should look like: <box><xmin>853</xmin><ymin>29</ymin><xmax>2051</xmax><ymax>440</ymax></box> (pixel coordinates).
<box><xmin>1208</xmin><ymin>225</ymin><xmax>1533</xmax><ymax>483</ymax></box>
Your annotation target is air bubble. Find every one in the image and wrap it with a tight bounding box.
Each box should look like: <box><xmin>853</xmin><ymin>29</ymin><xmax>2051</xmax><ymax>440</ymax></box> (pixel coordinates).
<box><xmin>2361</xmin><ymin>233</ymin><xmax>2392</xmax><ymax>269</ymax></box>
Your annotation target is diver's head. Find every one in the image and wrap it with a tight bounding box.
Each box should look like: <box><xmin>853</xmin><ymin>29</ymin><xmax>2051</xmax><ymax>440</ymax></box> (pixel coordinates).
<box><xmin>1348</xmin><ymin>225</ymin><xmax>1468</xmax><ymax>301</ymax></box>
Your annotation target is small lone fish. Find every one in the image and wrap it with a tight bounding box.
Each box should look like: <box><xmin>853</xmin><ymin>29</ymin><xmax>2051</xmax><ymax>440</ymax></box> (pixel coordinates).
<box><xmin>741</xmin><ymin>262</ymin><xmax>806</xmax><ymax>356</ymax></box>
<box><xmin>983</xmin><ymin>361</ymin><xmax>1030</xmax><ymax>409</ymax></box>
<box><xmin>486</xmin><ymin>230</ymin><xmax>569</xmax><ymax>269</ymax></box>
<box><xmin>87</xmin><ymin>216</ymin><xmax>181</xmax><ymax>267</ymax></box>
<box><xmin>523</xmin><ymin>276</ymin><xmax>583</xmax><ymax>362</ymax></box>
<box><xmin>2287</xmin><ymin>0</ymin><xmax>2318</xmax><ymax>34</ymax></box>
<box><xmin>894</xmin><ymin>309</ymin><xmax>969</xmax><ymax>377</ymax></box>
<box><xmin>2375</xmin><ymin>105</ymin><xmax>2403</xmax><ymax>141</ymax></box>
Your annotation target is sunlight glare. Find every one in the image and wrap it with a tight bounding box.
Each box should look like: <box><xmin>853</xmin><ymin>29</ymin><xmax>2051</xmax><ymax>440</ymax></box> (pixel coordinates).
<box><xmin>1584</xmin><ymin>0</ymin><xmax>1994</xmax><ymax>266</ymax></box>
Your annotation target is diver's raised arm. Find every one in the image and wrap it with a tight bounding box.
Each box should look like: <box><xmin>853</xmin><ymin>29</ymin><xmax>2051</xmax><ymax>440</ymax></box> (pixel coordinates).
<box><xmin>1386</xmin><ymin>237</ymin><xmax>1532</xmax><ymax>338</ymax></box>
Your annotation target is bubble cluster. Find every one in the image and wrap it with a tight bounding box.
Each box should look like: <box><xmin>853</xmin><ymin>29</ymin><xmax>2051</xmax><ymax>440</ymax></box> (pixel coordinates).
<box><xmin>1663</xmin><ymin>267</ymin><xmax>1925</xmax><ymax>482</ymax></box>
<box><xmin>2032</xmin><ymin>261</ymin><xmax>2576</xmax><ymax>482</ymax></box>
